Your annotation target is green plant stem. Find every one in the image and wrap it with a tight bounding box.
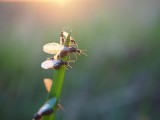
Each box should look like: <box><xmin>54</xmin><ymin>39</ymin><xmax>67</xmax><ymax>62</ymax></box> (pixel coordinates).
<box><xmin>42</xmin><ymin>32</ymin><xmax>71</xmax><ymax>120</ymax></box>
<box><xmin>42</xmin><ymin>66</ymin><xmax>65</xmax><ymax>120</ymax></box>
<box><xmin>49</xmin><ymin>67</ymin><xmax>66</xmax><ymax>99</ymax></box>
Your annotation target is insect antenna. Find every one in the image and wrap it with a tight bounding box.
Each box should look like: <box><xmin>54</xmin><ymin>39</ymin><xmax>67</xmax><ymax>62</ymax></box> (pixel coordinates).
<box><xmin>75</xmin><ymin>43</ymin><xmax>78</xmax><ymax>48</ymax></box>
<box><xmin>81</xmin><ymin>49</ymin><xmax>87</xmax><ymax>56</ymax></box>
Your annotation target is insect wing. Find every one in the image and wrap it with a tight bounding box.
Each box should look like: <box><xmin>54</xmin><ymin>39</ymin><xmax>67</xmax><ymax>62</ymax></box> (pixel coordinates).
<box><xmin>37</xmin><ymin>97</ymin><xmax>57</xmax><ymax>116</ymax></box>
<box><xmin>63</xmin><ymin>31</ymin><xmax>73</xmax><ymax>39</ymax></box>
<box><xmin>62</xmin><ymin>31</ymin><xmax>69</xmax><ymax>37</ymax></box>
<box><xmin>43</xmin><ymin>78</ymin><xmax>52</xmax><ymax>92</ymax></box>
<box><xmin>41</xmin><ymin>59</ymin><xmax>54</xmax><ymax>69</ymax></box>
<box><xmin>43</xmin><ymin>42</ymin><xmax>64</xmax><ymax>54</ymax></box>
<box><xmin>38</xmin><ymin>104</ymin><xmax>51</xmax><ymax>115</ymax></box>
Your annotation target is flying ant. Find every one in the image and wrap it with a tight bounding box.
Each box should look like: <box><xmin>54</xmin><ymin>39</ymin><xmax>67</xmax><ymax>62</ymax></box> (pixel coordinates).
<box><xmin>33</xmin><ymin>108</ymin><xmax>53</xmax><ymax>120</ymax></box>
<box><xmin>54</xmin><ymin>47</ymin><xmax>87</xmax><ymax>60</ymax></box>
<box><xmin>60</xmin><ymin>31</ymin><xmax>78</xmax><ymax>47</ymax></box>
<box><xmin>60</xmin><ymin>31</ymin><xmax>65</xmax><ymax>45</ymax></box>
<box><xmin>41</xmin><ymin>58</ymin><xmax>72</xmax><ymax>70</ymax></box>
<box><xmin>33</xmin><ymin>97</ymin><xmax>57</xmax><ymax>120</ymax></box>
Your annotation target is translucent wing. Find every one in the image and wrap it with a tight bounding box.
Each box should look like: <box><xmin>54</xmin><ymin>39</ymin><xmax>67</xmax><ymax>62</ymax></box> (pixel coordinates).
<box><xmin>43</xmin><ymin>78</ymin><xmax>52</xmax><ymax>92</ymax></box>
<box><xmin>62</xmin><ymin>31</ymin><xmax>78</xmax><ymax>47</ymax></box>
<box><xmin>33</xmin><ymin>97</ymin><xmax>57</xmax><ymax>120</ymax></box>
<box><xmin>62</xmin><ymin>31</ymin><xmax>69</xmax><ymax>37</ymax></box>
<box><xmin>63</xmin><ymin>31</ymin><xmax>73</xmax><ymax>39</ymax></box>
<box><xmin>41</xmin><ymin>59</ymin><xmax>62</xmax><ymax>69</ymax></box>
<box><xmin>43</xmin><ymin>42</ymin><xmax>64</xmax><ymax>54</ymax></box>
<box><xmin>41</xmin><ymin>59</ymin><xmax>54</xmax><ymax>69</ymax></box>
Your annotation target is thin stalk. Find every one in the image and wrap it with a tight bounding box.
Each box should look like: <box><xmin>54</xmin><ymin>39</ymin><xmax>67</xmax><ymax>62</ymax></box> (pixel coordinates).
<box><xmin>49</xmin><ymin>66</ymin><xmax>66</xmax><ymax>99</ymax></box>
<box><xmin>42</xmin><ymin>32</ymin><xmax>71</xmax><ymax>120</ymax></box>
<box><xmin>42</xmin><ymin>67</ymin><xmax>65</xmax><ymax>120</ymax></box>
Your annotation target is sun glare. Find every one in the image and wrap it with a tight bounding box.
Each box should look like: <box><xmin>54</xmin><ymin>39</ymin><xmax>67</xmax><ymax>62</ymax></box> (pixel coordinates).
<box><xmin>54</xmin><ymin>0</ymin><xmax>70</xmax><ymax>6</ymax></box>
<box><xmin>1</xmin><ymin>0</ymin><xmax>72</xmax><ymax>4</ymax></box>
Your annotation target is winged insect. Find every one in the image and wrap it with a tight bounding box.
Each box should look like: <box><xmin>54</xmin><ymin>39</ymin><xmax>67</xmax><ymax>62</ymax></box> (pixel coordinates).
<box><xmin>61</xmin><ymin>31</ymin><xmax>78</xmax><ymax>47</ymax></box>
<box><xmin>54</xmin><ymin>47</ymin><xmax>87</xmax><ymax>60</ymax></box>
<box><xmin>41</xmin><ymin>58</ymin><xmax>71</xmax><ymax>70</ymax></box>
<box><xmin>33</xmin><ymin>97</ymin><xmax>57</xmax><ymax>120</ymax></box>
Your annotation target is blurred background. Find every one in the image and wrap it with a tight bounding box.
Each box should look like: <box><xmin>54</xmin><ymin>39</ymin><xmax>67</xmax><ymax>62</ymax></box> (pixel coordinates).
<box><xmin>0</xmin><ymin>0</ymin><xmax>160</xmax><ymax>120</ymax></box>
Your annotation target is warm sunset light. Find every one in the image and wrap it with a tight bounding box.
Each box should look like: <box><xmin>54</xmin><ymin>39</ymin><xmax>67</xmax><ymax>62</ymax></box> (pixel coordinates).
<box><xmin>0</xmin><ymin>0</ymin><xmax>100</xmax><ymax>24</ymax></box>
<box><xmin>1</xmin><ymin>0</ymin><xmax>72</xmax><ymax>3</ymax></box>
<box><xmin>54</xmin><ymin>0</ymin><xmax>70</xmax><ymax>3</ymax></box>
<box><xmin>54</xmin><ymin>0</ymin><xmax>71</xmax><ymax>6</ymax></box>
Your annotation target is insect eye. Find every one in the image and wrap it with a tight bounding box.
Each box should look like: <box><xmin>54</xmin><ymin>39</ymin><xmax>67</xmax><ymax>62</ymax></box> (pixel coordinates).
<box><xmin>77</xmin><ymin>49</ymin><xmax>80</xmax><ymax>53</ymax></box>
<box><xmin>70</xmin><ymin>39</ymin><xmax>74</xmax><ymax>42</ymax></box>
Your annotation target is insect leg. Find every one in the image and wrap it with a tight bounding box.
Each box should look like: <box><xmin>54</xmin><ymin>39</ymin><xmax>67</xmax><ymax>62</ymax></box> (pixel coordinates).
<box><xmin>67</xmin><ymin>63</ymin><xmax>72</xmax><ymax>68</ymax></box>
<box><xmin>75</xmin><ymin>43</ymin><xmax>78</xmax><ymax>48</ymax></box>
<box><xmin>81</xmin><ymin>49</ymin><xmax>87</xmax><ymax>56</ymax></box>
<box><xmin>73</xmin><ymin>53</ymin><xmax>78</xmax><ymax>60</ymax></box>
<box><xmin>68</xmin><ymin>55</ymin><xmax>75</xmax><ymax>62</ymax></box>
<box><xmin>64</xmin><ymin>66</ymin><xmax>68</xmax><ymax>70</ymax></box>
<box><xmin>57</xmin><ymin>104</ymin><xmax>65</xmax><ymax>112</ymax></box>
